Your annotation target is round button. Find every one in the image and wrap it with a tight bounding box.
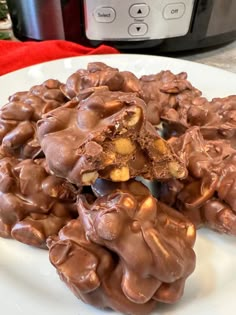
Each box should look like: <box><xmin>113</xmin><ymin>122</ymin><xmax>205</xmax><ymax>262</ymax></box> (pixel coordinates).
<box><xmin>163</xmin><ymin>3</ymin><xmax>186</xmax><ymax>20</ymax></box>
<box><xmin>129</xmin><ymin>4</ymin><xmax>150</xmax><ymax>18</ymax></box>
<box><xmin>94</xmin><ymin>7</ymin><xmax>116</xmax><ymax>23</ymax></box>
<box><xmin>128</xmin><ymin>23</ymin><xmax>148</xmax><ymax>36</ymax></box>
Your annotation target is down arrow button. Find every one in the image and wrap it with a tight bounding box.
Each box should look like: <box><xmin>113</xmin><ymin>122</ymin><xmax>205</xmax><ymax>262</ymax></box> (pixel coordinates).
<box><xmin>128</xmin><ymin>23</ymin><xmax>148</xmax><ymax>36</ymax></box>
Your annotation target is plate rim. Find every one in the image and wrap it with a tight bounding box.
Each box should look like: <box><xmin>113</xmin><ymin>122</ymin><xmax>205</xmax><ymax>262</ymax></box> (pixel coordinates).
<box><xmin>1</xmin><ymin>53</ymin><xmax>236</xmax><ymax>80</ymax></box>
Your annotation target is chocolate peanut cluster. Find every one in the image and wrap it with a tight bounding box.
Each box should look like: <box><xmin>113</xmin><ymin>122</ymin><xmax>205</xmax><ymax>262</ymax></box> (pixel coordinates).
<box><xmin>140</xmin><ymin>70</ymin><xmax>202</xmax><ymax>126</ymax></box>
<box><xmin>48</xmin><ymin>180</ymin><xmax>196</xmax><ymax>315</ymax></box>
<box><xmin>60</xmin><ymin>62</ymin><xmax>201</xmax><ymax>127</ymax></box>
<box><xmin>1</xmin><ymin>61</ymin><xmax>236</xmax><ymax>315</ymax></box>
<box><xmin>61</xmin><ymin>62</ymin><xmax>142</xmax><ymax>99</ymax></box>
<box><xmin>0</xmin><ymin>157</ymin><xmax>78</xmax><ymax>248</ymax></box>
<box><xmin>158</xmin><ymin>128</ymin><xmax>236</xmax><ymax>235</ymax></box>
<box><xmin>37</xmin><ymin>88</ymin><xmax>186</xmax><ymax>186</ymax></box>
<box><xmin>162</xmin><ymin>94</ymin><xmax>236</xmax><ymax>146</ymax></box>
<box><xmin>0</xmin><ymin>79</ymin><xmax>68</xmax><ymax>158</ymax></box>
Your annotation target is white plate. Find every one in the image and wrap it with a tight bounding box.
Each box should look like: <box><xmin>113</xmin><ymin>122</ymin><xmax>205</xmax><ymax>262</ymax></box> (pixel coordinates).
<box><xmin>0</xmin><ymin>54</ymin><xmax>236</xmax><ymax>315</ymax></box>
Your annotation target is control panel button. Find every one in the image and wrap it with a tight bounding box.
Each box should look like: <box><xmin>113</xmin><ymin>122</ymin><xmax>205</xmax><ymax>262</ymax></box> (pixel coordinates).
<box><xmin>94</xmin><ymin>7</ymin><xmax>116</xmax><ymax>23</ymax></box>
<box><xmin>163</xmin><ymin>3</ymin><xmax>185</xmax><ymax>20</ymax></box>
<box><xmin>128</xmin><ymin>23</ymin><xmax>148</xmax><ymax>36</ymax></box>
<box><xmin>129</xmin><ymin>4</ymin><xmax>150</xmax><ymax>18</ymax></box>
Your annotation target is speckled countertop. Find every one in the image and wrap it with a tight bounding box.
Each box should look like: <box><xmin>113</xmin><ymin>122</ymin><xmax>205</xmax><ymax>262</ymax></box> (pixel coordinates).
<box><xmin>178</xmin><ymin>40</ymin><xmax>236</xmax><ymax>73</ymax></box>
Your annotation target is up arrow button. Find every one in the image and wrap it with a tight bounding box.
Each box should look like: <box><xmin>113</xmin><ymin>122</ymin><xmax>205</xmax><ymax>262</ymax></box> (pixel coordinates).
<box><xmin>129</xmin><ymin>4</ymin><xmax>150</xmax><ymax>18</ymax></box>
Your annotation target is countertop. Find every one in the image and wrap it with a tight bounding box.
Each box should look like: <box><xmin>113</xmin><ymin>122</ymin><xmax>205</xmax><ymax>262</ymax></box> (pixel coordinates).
<box><xmin>177</xmin><ymin>40</ymin><xmax>236</xmax><ymax>73</ymax></box>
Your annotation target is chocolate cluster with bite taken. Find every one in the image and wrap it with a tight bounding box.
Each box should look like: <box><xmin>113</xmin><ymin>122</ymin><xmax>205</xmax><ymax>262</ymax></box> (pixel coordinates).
<box><xmin>48</xmin><ymin>180</ymin><xmax>196</xmax><ymax>315</ymax></box>
<box><xmin>37</xmin><ymin>88</ymin><xmax>186</xmax><ymax>186</ymax></box>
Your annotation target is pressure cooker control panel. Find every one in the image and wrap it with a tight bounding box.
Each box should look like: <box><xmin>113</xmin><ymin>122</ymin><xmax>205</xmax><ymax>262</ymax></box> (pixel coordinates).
<box><xmin>84</xmin><ymin>0</ymin><xmax>195</xmax><ymax>40</ymax></box>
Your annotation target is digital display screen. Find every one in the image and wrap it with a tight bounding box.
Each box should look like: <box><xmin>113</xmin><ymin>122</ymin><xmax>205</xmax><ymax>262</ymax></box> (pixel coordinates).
<box><xmin>207</xmin><ymin>0</ymin><xmax>236</xmax><ymax>36</ymax></box>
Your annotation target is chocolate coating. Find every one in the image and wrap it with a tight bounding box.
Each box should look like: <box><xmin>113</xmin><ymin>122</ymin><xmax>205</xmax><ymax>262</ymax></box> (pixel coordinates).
<box><xmin>37</xmin><ymin>88</ymin><xmax>186</xmax><ymax>186</ymax></box>
<box><xmin>48</xmin><ymin>180</ymin><xmax>196</xmax><ymax>315</ymax></box>
<box><xmin>162</xmin><ymin>95</ymin><xmax>236</xmax><ymax>147</ymax></box>
<box><xmin>61</xmin><ymin>63</ymin><xmax>201</xmax><ymax>129</ymax></box>
<box><xmin>158</xmin><ymin>127</ymin><xmax>236</xmax><ymax>235</ymax></box>
<box><xmin>61</xmin><ymin>62</ymin><xmax>142</xmax><ymax>100</ymax></box>
<box><xmin>140</xmin><ymin>70</ymin><xmax>201</xmax><ymax>126</ymax></box>
<box><xmin>48</xmin><ymin>219</ymin><xmax>157</xmax><ymax>315</ymax></box>
<box><xmin>91</xmin><ymin>178</ymin><xmax>151</xmax><ymax>198</ymax></box>
<box><xmin>0</xmin><ymin>157</ymin><xmax>79</xmax><ymax>248</ymax></box>
<box><xmin>0</xmin><ymin>79</ymin><xmax>68</xmax><ymax>158</ymax></box>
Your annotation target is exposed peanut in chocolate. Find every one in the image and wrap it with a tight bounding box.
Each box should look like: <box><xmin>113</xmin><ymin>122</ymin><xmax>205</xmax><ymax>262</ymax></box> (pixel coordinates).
<box><xmin>0</xmin><ymin>157</ymin><xmax>79</xmax><ymax>248</ymax></box>
<box><xmin>48</xmin><ymin>180</ymin><xmax>196</xmax><ymax>315</ymax></box>
<box><xmin>0</xmin><ymin>79</ymin><xmax>68</xmax><ymax>158</ymax></box>
<box><xmin>37</xmin><ymin>89</ymin><xmax>186</xmax><ymax>186</ymax></box>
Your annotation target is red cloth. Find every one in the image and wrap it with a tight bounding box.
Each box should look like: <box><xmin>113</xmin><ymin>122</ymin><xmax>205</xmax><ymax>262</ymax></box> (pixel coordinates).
<box><xmin>0</xmin><ymin>40</ymin><xmax>119</xmax><ymax>76</ymax></box>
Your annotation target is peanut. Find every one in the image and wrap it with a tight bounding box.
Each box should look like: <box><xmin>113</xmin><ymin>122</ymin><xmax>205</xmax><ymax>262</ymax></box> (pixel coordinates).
<box><xmin>168</xmin><ymin>161</ymin><xmax>186</xmax><ymax>179</ymax></box>
<box><xmin>154</xmin><ymin>139</ymin><xmax>170</xmax><ymax>155</ymax></box>
<box><xmin>114</xmin><ymin>138</ymin><xmax>136</xmax><ymax>155</ymax></box>
<box><xmin>110</xmin><ymin>166</ymin><xmax>130</xmax><ymax>182</ymax></box>
<box><xmin>81</xmin><ymin>171</ymin><xmax>98</xmax><ymax>185</ymax></box>
<box><xmin>125</xmin><ymin>107</ymin><xmax>141</xmax><ymax>127</ymax></box>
